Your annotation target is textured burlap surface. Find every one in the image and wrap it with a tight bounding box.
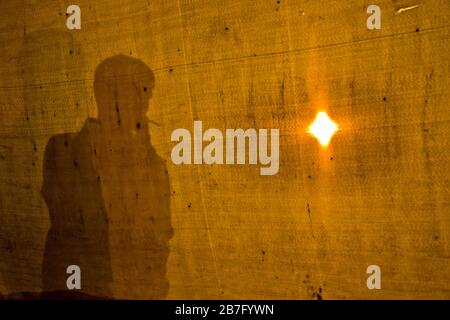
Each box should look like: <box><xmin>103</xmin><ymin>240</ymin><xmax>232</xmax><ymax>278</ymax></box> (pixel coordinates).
<box><xmin>0</xmin><ymin>0</ymin><xmax>449</xmax><ymax>299</ymax></box>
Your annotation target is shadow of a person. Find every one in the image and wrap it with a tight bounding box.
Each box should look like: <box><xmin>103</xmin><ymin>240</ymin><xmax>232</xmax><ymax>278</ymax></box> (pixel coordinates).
<box><xmin>41</xmin><ymin>55</ymin><xmax>173</xmax><ymax>299</ymax></box>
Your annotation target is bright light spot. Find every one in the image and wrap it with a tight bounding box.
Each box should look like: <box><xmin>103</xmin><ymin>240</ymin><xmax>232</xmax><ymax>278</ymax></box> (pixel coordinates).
<box><xmin>308</xmin><ymin>111</ymin><xmax>339</xmax><ymax>147</ymax></box>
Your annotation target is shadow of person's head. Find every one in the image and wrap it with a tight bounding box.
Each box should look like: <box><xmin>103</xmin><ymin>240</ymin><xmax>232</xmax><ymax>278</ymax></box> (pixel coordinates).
<box><xmin>94</xmin><ymin>55</ymin><xmax>155</xmax><ymax>132</ymax></box>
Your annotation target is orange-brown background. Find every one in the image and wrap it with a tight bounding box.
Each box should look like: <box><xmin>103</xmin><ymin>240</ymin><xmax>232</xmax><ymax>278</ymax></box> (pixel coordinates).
<box><xmin>0</xmin><ymin>0</ymin><xmax>449</xmax><ymax>299</ymax></box>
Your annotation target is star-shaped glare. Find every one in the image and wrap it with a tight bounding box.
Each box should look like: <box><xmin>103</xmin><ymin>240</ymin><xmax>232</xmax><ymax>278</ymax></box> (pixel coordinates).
<box><xmin>308</xmin><ymin>111</ymin><xmax>339</xmax><ymax>147</ymax></box>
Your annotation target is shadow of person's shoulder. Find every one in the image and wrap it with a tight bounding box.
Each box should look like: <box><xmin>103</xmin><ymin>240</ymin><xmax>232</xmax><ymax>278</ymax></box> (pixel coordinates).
<box><xmin>41</xmin><ymin>121</ymin><xmax>97</xmax><ymax>197</ymax></box>
<box><xmin>45</xmin><ymin>133</ymin><xmax>76</xmax><ymax>152</ymax></box>
<box><xmin>44</xmin><ymin>119</ymin><xmax>101</xmax><ymax>155</ymax></box>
